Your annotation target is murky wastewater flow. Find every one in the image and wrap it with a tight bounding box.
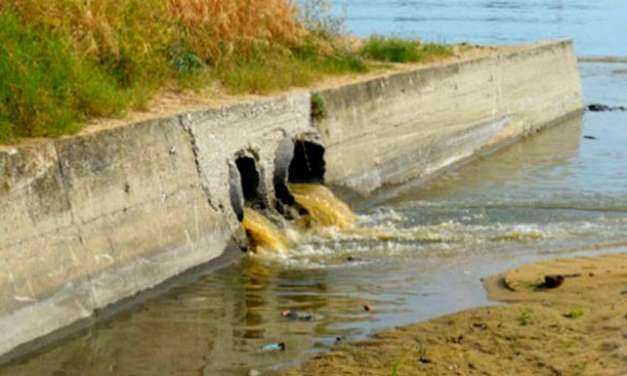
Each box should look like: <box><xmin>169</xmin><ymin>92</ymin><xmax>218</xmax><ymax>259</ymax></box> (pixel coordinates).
<box><xmin>3</xmin><ymin>2</ymin><xmax>627</xmax><ymax>376</ymax></box>
<box><xmin>242</xmin><ymin>208</ymin><xmax>293</xmax><ymax>254</ymax></box>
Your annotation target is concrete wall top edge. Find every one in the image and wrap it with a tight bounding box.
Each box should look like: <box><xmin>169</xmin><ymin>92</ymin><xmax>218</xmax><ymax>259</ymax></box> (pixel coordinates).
<box><xmin>312</xmin><ymin>39</ymin><xmax>575</xmax><ymax>98</ymax></box>
<box><xmin>0</xmin><ymin>40</ymin><xmax>571</xmax><ymax>155</ymax></box>
<box><xmin>0</xmin><ymin>91</ymin><xmax>312</xmax><ymax>155</ymax></box>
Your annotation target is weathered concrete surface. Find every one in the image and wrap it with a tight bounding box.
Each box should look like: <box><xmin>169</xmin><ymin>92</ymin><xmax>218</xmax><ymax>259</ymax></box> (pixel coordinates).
<box><xmin>314</xmin><ymin>40</ymin><xmax>584</xmax><ymax>195</ymax></box>
<box><xmin>0</xmin><ymin>94</ymin><xmax>313</xmax><ymax>359</ymax></box>
<box><xmin>179</xmin><ymin>93</ymin><xmax>314</xmax><ymax>225</ymax></box>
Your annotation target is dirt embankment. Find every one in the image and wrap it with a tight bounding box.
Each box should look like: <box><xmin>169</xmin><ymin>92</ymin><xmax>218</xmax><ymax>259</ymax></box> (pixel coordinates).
<box><xmin>282</xmin><ymin>254</ymin><xmax>627</xmax><ymax>376</ymax></box>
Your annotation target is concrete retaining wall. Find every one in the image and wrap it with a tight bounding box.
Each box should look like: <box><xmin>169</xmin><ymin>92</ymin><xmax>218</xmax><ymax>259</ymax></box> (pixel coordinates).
<box><xmin>314</xmin><ymin>39</ymin><xmax>583</xmax><ymax>194</ymax></box>
<box><xmin>0</xmin><ymin>94</ymin><xmax>313</xmax><ymax>358</ymax></box>
<box><xmin>0</xmin><ymin>40</ymin><xmax>582</xmax><ymax>359</ymax></box>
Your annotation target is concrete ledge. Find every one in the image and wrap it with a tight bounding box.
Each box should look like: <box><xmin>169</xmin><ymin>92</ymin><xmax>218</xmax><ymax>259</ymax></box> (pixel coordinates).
<box><xmin>314</xmin><ymin>39</ymin><xmax>583</xmax><ymax>195</ymax></box>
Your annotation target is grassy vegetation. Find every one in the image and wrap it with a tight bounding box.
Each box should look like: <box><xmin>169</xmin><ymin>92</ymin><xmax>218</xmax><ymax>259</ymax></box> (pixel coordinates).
<box><xmin>217</xmin><ymin>44</ymin><xmax>366</xmax><ymax>94</ymax></box>
<box><xmin>310</xmin><ymin>93</ymin><xmax>327</xmax><ymax>121</ymax></box>
<box><xmin>0</xmin><ymin>1</ymin><xmax>452</xmax><ymax>143</ymax></box>
<box><xmin>361</xmin><ymin>36</ymin><xmax>452</xmax><ymax>63</ymax></box>
<box><xmin>564</xmin><ymin>308</ymin><xmax>584</xmax><ymax>319</ymax></box>
<box><xmin>517</xmin><ymin>308</ymin><xmax>533</xmax><ymax>326</ymax></box>
<box><xmin>0</xmin><ymin>11</ymin><xmax>127</xmax><ymax>140</ymax></box>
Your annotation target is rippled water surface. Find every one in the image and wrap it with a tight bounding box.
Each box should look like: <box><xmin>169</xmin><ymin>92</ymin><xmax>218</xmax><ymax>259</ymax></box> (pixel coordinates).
<box><xmin>337</xmin><ymin>0</ymin><xmax>627</xmax><ymax>56</ymax></box>
<box><xmin>2</xmin><ymin>2</ymin><xmax>626</xmax><ymax>376</ymax></box>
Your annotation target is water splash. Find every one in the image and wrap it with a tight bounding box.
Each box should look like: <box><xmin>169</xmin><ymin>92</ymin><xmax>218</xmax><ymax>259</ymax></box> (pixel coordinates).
<box><xmin>241</xmin><ymin>208</ymin><xmax>292</xmax><ymax>254</ymax></box>
<box><xmin>289</xmin><ymin>183</ymin><xmax>358</xmax><ymax>230</ymax></box>
<box><xmin>240</xmin><ymin>184</ymin><xmax>360</xmax><ymax>257</ymax></box>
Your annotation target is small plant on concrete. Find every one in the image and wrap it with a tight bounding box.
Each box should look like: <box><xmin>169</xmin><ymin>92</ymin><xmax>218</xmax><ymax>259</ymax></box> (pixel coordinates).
<box><xmin>311</xmin><ymin>93</ymin><xmax>327</xmax><ymax>121</ymax></box>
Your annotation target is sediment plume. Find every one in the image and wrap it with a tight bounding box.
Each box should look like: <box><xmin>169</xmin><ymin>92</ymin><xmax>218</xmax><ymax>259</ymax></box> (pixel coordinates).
<box><xmin>289</xmin><ymin>184</ymin><xmax>358</xmax><ymax>230</ymax></box>
<box><xmin>241</xmin><ymin>208</ymin><xmax>292</xmax><ymax>254</ymax></box>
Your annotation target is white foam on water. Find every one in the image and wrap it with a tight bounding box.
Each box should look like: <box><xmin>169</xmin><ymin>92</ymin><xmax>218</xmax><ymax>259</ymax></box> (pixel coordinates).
<box><xmin>246</xmin><ymin>200</ymin><xmax>627</xmax><ymax>272</ymax></box>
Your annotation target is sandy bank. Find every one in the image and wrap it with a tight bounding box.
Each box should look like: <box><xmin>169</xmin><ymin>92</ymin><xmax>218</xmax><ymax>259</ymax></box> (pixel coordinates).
<box><xmin>282</xmin><ymin>254</ymin><xmax>627</xmax><ymax>375</ymax></box>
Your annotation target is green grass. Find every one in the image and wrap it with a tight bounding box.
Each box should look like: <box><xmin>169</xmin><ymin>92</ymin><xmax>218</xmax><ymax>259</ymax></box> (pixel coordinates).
<box><xmin>564</xmin><ymin>308</ymin><xmax>584</xmax><ymax>319</ymax></box>
<box><xmin>517</xmin><ymin>309</ymin><xmax>533</xmax><ymax>326</ymax></box>
<box><xmin>217</xmin><ymin>46</ymin><xmax>367</xmax><ymax>95</ymax></box>
<box><xmin>391</xmin><ymin>360</ymin><xmax>400</xmax><ymax>376</ymax></box>
<box><xmin>0</xmin><ymin>11</ymin><xmax>128</xmax><ymax>142</ymax></box>
<box><xmin>310</xmin><ymin>93</ymin><xmax>327</xmax><ymax>120</ymax></box>
<box><xmin>361</xmin><ymin>36</ymin><xmax>452</xmax><ymax>63</ymax></box>
<box><xmin>0</xmin><ymin>5</ymin><xmax>369</xmax><ymax>143</ymax></box>
<box><xmin>0</xmin><ymin>2</ymin><xmax>452</xmax><ymax>144</ymax></box>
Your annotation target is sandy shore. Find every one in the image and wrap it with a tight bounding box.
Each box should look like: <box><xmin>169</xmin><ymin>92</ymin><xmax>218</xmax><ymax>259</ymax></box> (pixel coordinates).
<box><xmin>281</xmin><ymin>253</ymin><xmax>627</xmax><ymax>376</ymax></box>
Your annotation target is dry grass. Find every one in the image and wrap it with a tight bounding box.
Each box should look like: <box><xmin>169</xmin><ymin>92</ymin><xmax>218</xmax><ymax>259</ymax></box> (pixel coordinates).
<box><xmin>7</xmin><ymin>0</ymin><xmax>305</xmax><ymax>63</ymax></box>
<box><xmin>0</xmin><ymin>0</ymin><xmax>353</xmax><ymax>142</ymax></box>
<box><xmin>0</xmin><ymin>1</ymin><xmax>451</xmax><ymax>143</ymax></box>
<box><xmin>169</xmin><ymin>0</ymin><xmax>305</xmax><ymax>62</ymax></box>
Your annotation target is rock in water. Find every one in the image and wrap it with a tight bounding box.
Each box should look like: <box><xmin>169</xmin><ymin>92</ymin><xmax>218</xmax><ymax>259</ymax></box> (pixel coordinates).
<box><xmin>281</xmin><ymin>310</ymin><xmax>313</xmax><ymax>321</ymax></box>
<box><xmin>540</xmin><ymin>275</ymin><xmax>565</xmax><ymax>289</ymax></box>
<box><xmin>588</xmin><ymin>104</ymin><xmax>611</xmax><ymax>112</ymax></box>
<box><xmin>587</xmin><ymin>103</ymin><xmax>627</xmax><ymax>112</ymax></box>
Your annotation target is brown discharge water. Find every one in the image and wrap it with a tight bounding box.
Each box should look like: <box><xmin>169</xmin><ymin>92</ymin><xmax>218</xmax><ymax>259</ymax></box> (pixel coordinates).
<box><xmin>242</xmin><ymin>208</ymin><xmax>292</xmax><ymax>254</ymax></box>
<box><xmin>241</xmin><ymin>185</ymin><xmax>359</xmax><ymax>255</ymax></box>
<box><xmin>288</xmin><ymin>184</ymin><xmax>444</xmax><ymax>243</ymax></box>
<box><xmin>289</xmin><ymin>184</ymin><xmax>358</xmax><ymax>230</ymax></box>
<box><xmin>288</xmin><ymin>184</ymin><xmax>435</xmax><ymax>243</ymax></box>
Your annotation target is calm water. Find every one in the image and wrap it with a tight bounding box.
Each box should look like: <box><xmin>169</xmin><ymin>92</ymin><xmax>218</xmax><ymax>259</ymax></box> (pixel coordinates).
<box><xmin>3</xmin><ymin>2</ymin><xmax>627</xmax><ymax>375</ymax></box>
<box><xmin>337</xmin><ymin>0</ymin><xmax>627</xmax><ymax>56</ymax></box>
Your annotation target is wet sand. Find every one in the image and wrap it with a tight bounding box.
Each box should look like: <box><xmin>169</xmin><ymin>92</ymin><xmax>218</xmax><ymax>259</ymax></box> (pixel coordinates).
<box><xmin>282</xmin><ymin>254</ymin><xmax>627</xmax><ymax>375</ymax></box>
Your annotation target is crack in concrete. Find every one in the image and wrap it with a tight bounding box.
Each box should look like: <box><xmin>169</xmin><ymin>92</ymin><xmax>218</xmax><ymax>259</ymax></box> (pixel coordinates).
<box><xmin>178</xmin><ymin>115</ymin><xmax>222</xmax><ymax>213</ymax></box>
<box><xmin>53</xmin><ymin>144</ymin><xmax>78</xmax><ymax>227</ymax></box>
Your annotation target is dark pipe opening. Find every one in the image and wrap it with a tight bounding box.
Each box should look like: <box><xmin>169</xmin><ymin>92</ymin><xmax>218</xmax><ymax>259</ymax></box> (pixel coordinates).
<box><xmin>230</xmin><ymin>155</ymin><xmax>266</xmax><ymax>222</ymax></box>
<box><xmin>288</xmin><ymin>140</ymin><xmax>326</xmax><ymax>184</ymax></box>
<box><xmin>236</xmin><ymin>156</ymin><xmax>261</xmax><ymax>204</ymax></box>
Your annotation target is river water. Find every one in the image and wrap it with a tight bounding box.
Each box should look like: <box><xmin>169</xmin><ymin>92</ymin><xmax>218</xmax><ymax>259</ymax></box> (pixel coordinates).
<box><xmin>2</xmin><ymin>2</ymin><xmax>626</xmax><ymax>375</ymax></box>
<box><xmin>337</xmin><ymin>0</ymin><xmax>627</xmax><ymax>56</ymax></box>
